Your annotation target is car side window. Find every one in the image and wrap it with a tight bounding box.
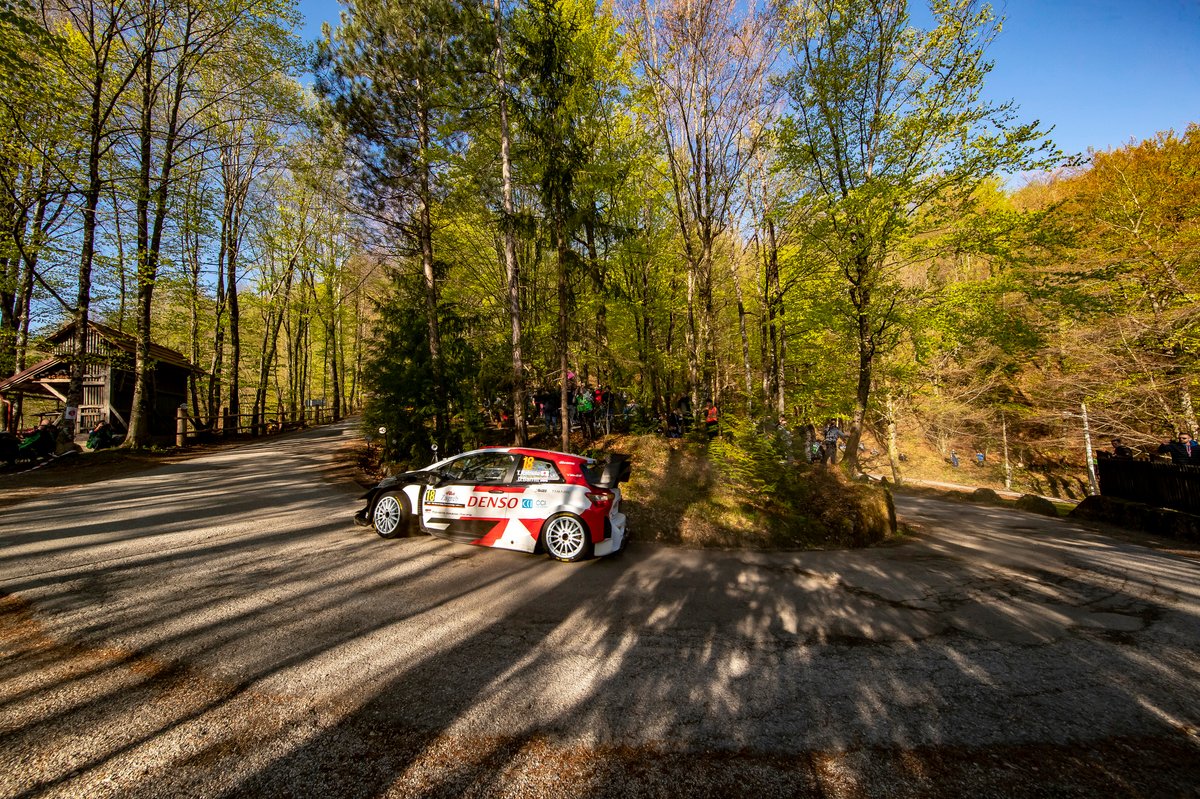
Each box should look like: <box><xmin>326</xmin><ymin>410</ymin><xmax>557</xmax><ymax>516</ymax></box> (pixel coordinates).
<box><xmin>448</xmin><ymin>453</ymin><xmax>516</xmax><ymax>485</ymax></box>
<box><xmin>515</xmin><ymin>456</ymin><xmax>562</xmax><ymax>484</ymax></box>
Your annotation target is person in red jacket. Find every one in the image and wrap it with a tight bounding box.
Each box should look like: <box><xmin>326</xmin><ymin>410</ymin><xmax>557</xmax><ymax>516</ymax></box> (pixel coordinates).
<box><xmin>705</xmin><ymin>399</ymin><xmax>719</xmax><ymax>438</ymax></box>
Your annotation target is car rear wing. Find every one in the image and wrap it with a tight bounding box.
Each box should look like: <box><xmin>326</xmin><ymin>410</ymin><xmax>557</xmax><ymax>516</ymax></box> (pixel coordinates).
<box><xmin>586</xmin><ymin>453</ymin><xmax>631</xmax><ymax>489</ymax></box>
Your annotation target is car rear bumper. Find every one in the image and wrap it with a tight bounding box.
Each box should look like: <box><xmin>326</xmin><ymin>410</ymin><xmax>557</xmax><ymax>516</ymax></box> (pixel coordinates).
<box><xmin>593</xmin><ymin>510</ymin><xmax>627</xmax><ymax>557</ymax></box>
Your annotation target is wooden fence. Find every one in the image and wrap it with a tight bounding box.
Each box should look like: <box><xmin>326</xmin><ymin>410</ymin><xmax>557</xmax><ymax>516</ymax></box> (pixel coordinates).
<box><xmin>1095</xmin><ymin>456</ymin><xmax>1200</xmax><ymax>515</ymax></box>
<box><xmin>174</xmin><ymin>406</ymin><xmax>335</xmax><ymax>446</ymax></box>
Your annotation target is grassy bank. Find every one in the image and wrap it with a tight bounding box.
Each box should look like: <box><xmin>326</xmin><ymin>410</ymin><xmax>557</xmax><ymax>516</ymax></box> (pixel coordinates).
<box><xmin>594</xmin><ymin>430</ymin><xmax>896</xmax><ymax>550</ymax></box>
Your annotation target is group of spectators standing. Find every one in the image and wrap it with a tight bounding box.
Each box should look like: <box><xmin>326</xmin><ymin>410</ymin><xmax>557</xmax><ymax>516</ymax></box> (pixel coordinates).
<box><xmin>1106</xmin><ymin>432</ymin><xmax>1200</xmax><ymax>465</ymax></box>
<box><xmin>532</xmin><ymin>383</ymin><xmax>616</xmax><ymax>440</ymax></box>
<box><xmin>769</xmin><ymin>417</ymin><xmax>849</xmax><ymax>465</ymax></box>
<box><xmin>657</xmin><ymin>397</ymin><xmax>721</xmax><ymax>439</ymax></box>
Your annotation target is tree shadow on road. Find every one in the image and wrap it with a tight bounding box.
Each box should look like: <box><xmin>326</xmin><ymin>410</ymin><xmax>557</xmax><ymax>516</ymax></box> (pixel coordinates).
<box><xmin>1</xmin><ymin>474</ymin><xmax>1199</xmax><ymax>798</ymax></box>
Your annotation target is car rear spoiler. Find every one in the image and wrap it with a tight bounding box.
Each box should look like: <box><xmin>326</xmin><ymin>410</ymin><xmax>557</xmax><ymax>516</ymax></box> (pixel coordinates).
<box><xmin>592</xmin><ymin>453</ymin><xmax>631</xmax><ymax>488</ymax></box>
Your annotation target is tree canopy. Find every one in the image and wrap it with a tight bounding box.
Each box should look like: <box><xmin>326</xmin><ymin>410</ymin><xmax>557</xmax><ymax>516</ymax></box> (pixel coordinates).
<box><xmin>2</xmin><ymin>0</ymin><xmax>1197</xmax><ymax>496</ymax></box>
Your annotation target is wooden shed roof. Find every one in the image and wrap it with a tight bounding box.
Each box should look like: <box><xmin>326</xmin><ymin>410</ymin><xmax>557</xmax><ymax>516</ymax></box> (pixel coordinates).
<box><xmin>0</xmin><ymin>320</ymin><xmax>198</xmax><ymax>395</ymax></box>
<box><xmin>46</xmin><ymin>320</ymin><xmax>196</xmax><ymax>371</ymax></box>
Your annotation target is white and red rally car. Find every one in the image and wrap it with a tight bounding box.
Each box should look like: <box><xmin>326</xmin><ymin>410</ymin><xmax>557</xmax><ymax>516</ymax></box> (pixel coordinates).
<box><xmin>354</xmin><ymin>447</ymin><xmax>630</xmax><ymax>561</ymax></box>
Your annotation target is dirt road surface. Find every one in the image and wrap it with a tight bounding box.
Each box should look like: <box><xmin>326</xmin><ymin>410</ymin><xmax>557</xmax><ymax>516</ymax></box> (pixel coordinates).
<box><xmin>1</xmin><ymin>421</ymin><xmax>1198</xmax><ymax>798</ymax></box>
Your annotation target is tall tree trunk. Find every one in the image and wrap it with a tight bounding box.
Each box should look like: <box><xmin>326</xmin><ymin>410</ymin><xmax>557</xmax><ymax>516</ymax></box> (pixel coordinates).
<box><xmin>417</xmin><ymin>101</ymin><xmax>447</xmax><ymax>447</ymax></box>
<box><xmin>844</xmin><ymin>263</ymin><xmax>874</xmax><ymax>474</ymax></box>
<box><xmin>111</xmin><ymin>183</ymin><xmax>127</xmax><ymax>329</ymax></box>
<box><xmin>226</xmin><ymin>208</ymin><xmax>242</xmax><ymax>431</ymax></box>
<box><xmin>67</xmin><ymin>85</ymin><xmax>106</xmax><ymax>441</ymax></box>
<box><xmin>208</xmin><ymin>221</ymin><xmax>228</xmax><ymax>430</ymax></box>
<box><xmin>6</xmin><ymin>184</ymin><xmax>52</xmax><ymax>379</ymax></box>
<box><xmin>187</xmin><ymin>204</ymin><xmax>204</xmax><ymax>423</ymax></box>
<box><xmin>699</xmin><ymin>235</ymin><xmax>715</xmax><ymax>406</ymax></box>
<box><xmin>584</xmin><ymin>213</ymin><xmax>608</xmax><ymax>391</ymax></box>
<box><xmin>1183</xmin><ymin>387</ymin><xmax>1198</xmax><ymax>438</ymax></box>
<box><xmin>494</xmin><ymin>0</ymin><xmax>525</xmax><ymax>446</ymax></box>
<box><xmin>126</xmin><ymin>28</ymin><xmax>159</xmax><ymax>447</ymax></box>
<box><xmin>556</xmin><ymin>210</ymin><xmax>570</xmax><ymax>453</ymax></box>
<box><xmin>885</xmin><ymin>390</ymin><xmax>902</xmax><ymax>484</ymax></box>
<box><xmin>729</xmin><ymin>258</ymin><xmax>752</xmax><ymax>405</ymax></box>
<box><xmin>255</xmin><ymin>258</ymin><xmax>295</xmax><ymax>431</ymax></box>
<box><xmin>324</xmin><ymin>276</ymin><xmax>342</xmax><ymax>423</ymax></box>
<box><xmin>0</xmin><ymin>183</ymin><xmax>25</xmax><ymax>378</ymax></box>
<box><xmin>766</xmin><ymin>217</ymin><xmax>785</xmax><ymax>416</ymax></box>
<box><xmin>685</xmin><ymin>265</ymin><xmax>699</xmax><ymax>417</ymax></box>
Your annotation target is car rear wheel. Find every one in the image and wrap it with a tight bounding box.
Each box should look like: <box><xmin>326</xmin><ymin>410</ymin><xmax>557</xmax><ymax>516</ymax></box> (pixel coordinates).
<box><xmin>543</xmin><ymin>513</ymin><xmax>592</xmax><ymax>562</ymax></box>
<box><xmin>373</xmin><ymin>491</ymin><xmax>412</xmax><ymax>539</ymax></box>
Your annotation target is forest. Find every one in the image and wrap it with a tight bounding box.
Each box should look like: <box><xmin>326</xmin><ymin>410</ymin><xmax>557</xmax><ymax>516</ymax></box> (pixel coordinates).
<box><xmin>1</xmin><ymin>0</ymin><xmax>1197</xmax><ymax>493</ymax></box>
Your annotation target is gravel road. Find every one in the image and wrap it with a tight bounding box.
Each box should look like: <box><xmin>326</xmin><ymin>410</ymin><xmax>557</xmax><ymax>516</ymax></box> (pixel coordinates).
<box><xmin>1</xmin><ymin>420</ymin><xmax>1198</xmax><ymax>798</ymax></box>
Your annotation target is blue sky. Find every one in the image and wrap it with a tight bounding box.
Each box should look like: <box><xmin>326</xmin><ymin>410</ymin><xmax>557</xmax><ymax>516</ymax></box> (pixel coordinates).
<box><xmin>296</xmin><ymin>0</ymin><xmax>1200</xmax><ymax>160</ymax></box>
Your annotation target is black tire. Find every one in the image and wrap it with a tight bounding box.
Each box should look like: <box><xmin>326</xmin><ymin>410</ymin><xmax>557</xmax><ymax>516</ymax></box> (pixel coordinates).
<box><xmin>372</xmin><ymin>490</ymin><xmax>413</xmax><ymax>539</ymax></box>
<box><xmin>542</xmin><ymin>512</ymin><xmax>593</xmax><ymax>562</ymax></box>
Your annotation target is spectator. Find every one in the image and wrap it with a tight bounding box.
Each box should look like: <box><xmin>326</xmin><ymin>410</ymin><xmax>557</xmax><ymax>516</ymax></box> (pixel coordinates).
<box><xmin>801</xmin><ymin>423</ymin><xmax>817</xmax><ymax>463</ymax></box>
<box><xmin>1158</xmin><ymin>432</ymin><xmax>1200</xmax><ymax>464</ymax></box>
<box><xmin>87</xmin><ymin>420</ymin><xmax>116</xmax><ymax>451</ymax></box>
<box><xmin>1110</xmin><ymin>438</ymin><xmax>1134</xmax><ymax>458</ymax></box>
<box><xmin>575</xmin><ymin>388</ymin><xmax>595</xmax><ymax>439</ymax></box>
<box><xmin>775</xmin><ymin>416</ymin><xmax>794</xmax><ymax>463</ymax></box>
<box><xmin>822</xmin><ymin>420</ymin><xmax>845</xmax><ymax>464</ymax></box>
<box><xmin>676</xmin><ymin>395</ymin><xmax>693</xmax><ymax>431</ymax></box>
<box><xmin>666</xmin><ymin>410</ymin><xmax>682</xmax><ymax>438</ymax></box>
<box><xmin>17</xmin><ymin>421</ymin><xmax>57</xmax><ymax>460</ymax></box>
<box><xmin>705</xmin><ymin>399</ymin><xmax>719</xmax><ymax>438</ymax></box>
<box><xmin>536</xmin><ymin>389</ymin><xmax>556</xmax><ymax>432</ymax></box>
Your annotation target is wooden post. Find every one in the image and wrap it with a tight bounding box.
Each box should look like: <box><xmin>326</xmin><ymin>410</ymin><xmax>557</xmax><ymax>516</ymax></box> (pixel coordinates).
<box><xmin>176</xmin><ymin>405</ymin><xmax>188</xmax><ymax>447</ymax></box>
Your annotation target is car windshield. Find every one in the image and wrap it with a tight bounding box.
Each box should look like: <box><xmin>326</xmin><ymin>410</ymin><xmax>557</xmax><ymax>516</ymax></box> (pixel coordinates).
<box><xmin>441</xmin><ymin>452</ymin><xmax>516</xmax><ymax>484</ymax></box>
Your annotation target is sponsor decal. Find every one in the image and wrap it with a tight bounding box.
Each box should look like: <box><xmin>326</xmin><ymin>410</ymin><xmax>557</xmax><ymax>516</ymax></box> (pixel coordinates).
<box><xmin>466</xmin><ymin>495</ymin><xmax>521</xmax><ymax>510</ymax></box>
<box><xmin>426</xmin><ymin>487</ymin><xmax>465</xmax><ymax>508</ymax></box>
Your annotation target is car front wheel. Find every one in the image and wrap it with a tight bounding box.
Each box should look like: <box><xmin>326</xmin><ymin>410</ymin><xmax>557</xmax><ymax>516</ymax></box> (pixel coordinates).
<box><xmin>372</xmin><ymin>491</ymin><xmax>412</xmax><ymax>539</ymax></box>
<box><xmin>543</xmin><ymin>513</ymin><xmax>592</xmax><ymax>562</ymax></box>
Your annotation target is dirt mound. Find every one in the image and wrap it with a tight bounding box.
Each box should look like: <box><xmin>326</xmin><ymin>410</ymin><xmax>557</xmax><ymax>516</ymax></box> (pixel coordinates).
<box><xmin>595</xmin><ymin>434</ymin><xmax>896</xmax><ymax>550</ymax></box>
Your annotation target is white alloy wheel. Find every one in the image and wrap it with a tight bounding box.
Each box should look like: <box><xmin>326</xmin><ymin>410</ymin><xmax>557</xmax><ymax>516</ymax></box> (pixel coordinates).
<box><xmin>373</xmin><ymin>491</ymin><xmax>409</xmax><ymax>539</ymax></box>
<box><xmin>543</xmin><ymin>513</ymin><xmax>590</xmax><ymax>562</ymax></box>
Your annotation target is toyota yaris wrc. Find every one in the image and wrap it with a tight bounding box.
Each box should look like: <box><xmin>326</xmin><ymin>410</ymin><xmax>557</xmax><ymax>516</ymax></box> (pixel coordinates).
<box><xmin>354</xmin><ymin>447</ymin><xmax>631</xmax><ymax>561</ymax></box>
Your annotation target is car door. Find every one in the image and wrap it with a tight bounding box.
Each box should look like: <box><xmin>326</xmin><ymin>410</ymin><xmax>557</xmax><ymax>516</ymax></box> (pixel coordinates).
<box><xmin>509</xmin><ymin>454</ymin><xmax>573</xmax><ymax>544</ymax></box>
<box><xmin>419</xmin><ymin>452</ymin><xmax>518</xmax><ymax>542</ymax></box>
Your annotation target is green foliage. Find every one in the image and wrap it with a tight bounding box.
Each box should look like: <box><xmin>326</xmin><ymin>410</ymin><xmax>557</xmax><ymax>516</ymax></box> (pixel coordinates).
<box><xmin>361</xmin><ymin>269</ymin><xmax>482</xmax><ymax>466</ymax></box>
<box><xmin>709</xmin><ymin>414</ymin><xmax>782</xmax><ymax>496</ymax></box>
<box><xmin>0</xmin><ymin>0</ymin><xmax>58</xmax><ymax>87</ymax></box>
<box><xmin>7</xmin><ymin>0</ymin><xmax>1198</xmax><ymax>501</ymax></box>
<box><xmin>774</xmin><ymin>0</ymin><xmax>1064</xmax><ymax>468</ymax></box>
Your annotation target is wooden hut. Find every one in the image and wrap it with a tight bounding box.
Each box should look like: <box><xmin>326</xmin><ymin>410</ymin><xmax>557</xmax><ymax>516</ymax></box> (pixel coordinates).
<box><xmin>0</xmin><ymin>321</ymin><xmax>197</xmax><ymax>438</ymax></box>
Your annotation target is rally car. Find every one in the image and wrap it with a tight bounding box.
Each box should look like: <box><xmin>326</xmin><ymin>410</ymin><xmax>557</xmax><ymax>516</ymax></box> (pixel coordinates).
<box><xmin>354</xmin><ymin>447</ymin><xmax>631</xmax><ymax>561</ymax></box>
